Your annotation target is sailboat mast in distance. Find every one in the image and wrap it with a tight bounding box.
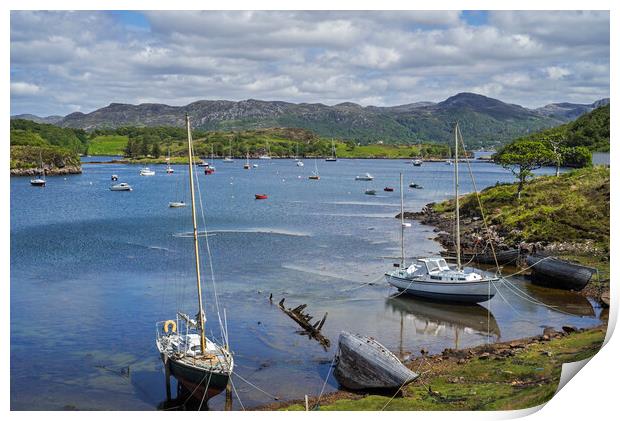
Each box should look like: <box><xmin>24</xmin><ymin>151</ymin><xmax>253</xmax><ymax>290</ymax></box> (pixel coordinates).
<box><xmin>400</xmin><ymin>173</ymin><xmax>405</xmax><ymax>268</ymax></box>
<box><xmin>185</xmin><ymin>114</ymin><xmax>207</xmax><ymax>354</ymax></box>
<box><xmin>454</xmin><ymin>123</ymin><xmax>461</xmax><ymax>271</ymax></box>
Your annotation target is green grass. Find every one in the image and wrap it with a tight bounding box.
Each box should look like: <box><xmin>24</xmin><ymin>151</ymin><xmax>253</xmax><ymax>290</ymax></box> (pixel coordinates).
<box><xmin>88</xmin><ymin>135</ymin><xmax>129</xmax><ymax>155</ymax></box>
<box><xmin>280</xmin><ymin>327</ymin><xmax>605</xmax><ymax>411</ymax></box>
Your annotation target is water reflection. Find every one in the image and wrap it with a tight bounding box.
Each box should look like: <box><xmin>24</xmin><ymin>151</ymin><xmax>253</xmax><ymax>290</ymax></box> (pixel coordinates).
<box><xmin>385</xmin><ymin>295</ymin><xmax>500</xmax><ymax>351</ymax></box>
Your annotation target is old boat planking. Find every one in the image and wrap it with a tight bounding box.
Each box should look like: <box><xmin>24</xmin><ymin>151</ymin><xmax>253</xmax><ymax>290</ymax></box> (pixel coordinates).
<box><xmin>334</xmin><ymin>331</ymin><xmax>419</xmax><ymax>390</ymax></box>
<box><xmin>526</xmin><ymin>254</ymin><xmax>595</xmax><ymax>291</ymax></box>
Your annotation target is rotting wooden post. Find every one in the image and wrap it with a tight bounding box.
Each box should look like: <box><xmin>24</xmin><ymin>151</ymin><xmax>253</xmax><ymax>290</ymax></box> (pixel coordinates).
<box><xmin>225</xmin><ymin>381</ymin><xmax>232</xmax><ymax>411</ymax></box>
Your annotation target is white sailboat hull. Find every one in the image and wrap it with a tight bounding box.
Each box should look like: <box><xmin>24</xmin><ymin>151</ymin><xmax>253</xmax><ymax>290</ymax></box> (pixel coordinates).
<box><xmin>385</xmin><ymin>273</ymin><xmax>498</xmax><ymax>304</ymax></box>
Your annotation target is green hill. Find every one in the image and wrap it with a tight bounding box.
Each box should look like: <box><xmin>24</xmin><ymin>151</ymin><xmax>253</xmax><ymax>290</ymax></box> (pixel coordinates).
<box><xmin>515</xmin><ymin>104</ymin><xmax>610</xmax><ymax>152</ymax></box>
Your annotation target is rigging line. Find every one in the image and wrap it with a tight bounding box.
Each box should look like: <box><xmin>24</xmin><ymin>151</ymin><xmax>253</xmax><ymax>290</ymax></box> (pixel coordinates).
<box><xmin>380</xmin><ymin>355</ymin><xmax>427</xmax><ymax>412</ymax></box>
<box><xmin>314</xmin><ymin>351</ymin><xmax>338</xmax><ymax>409</ymax></box>
<box><xmin>491</xmin><ymin>281</ymin><xmax>524</xmax><ymax>317</ymax></box>
<box><xmin>499</xmin><ymin>280</ymin><xmax>587</xmax><ymax>318</ymax></box>
<box><xmin>191</xmin><ymin>142</ymin><xmax>226</xmax><ymax>343</ymax></box>
<box><xmin>197</xmin><ymin>370</ymin><xmax>214</xmax><ymax>411</ymax></box>
<box><xmin>457</xmin><ymin>126</ymin><xmax>502</xmax><ymax>275</ymax></box>
<box><xmin>232</xmin><ymin>371</ymin><xmax>280</xmax><ymax>401</ymax></box>
<box><xmin>230</xmin><ymin>378</ymin><xmax>246</xmax><ymax>411</ymax></box>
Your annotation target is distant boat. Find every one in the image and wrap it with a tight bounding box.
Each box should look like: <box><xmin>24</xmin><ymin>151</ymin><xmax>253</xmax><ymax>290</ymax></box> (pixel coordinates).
<box><xmin>385</xmin><ymin>127</ymin><xmax>500</xmax><ymax>304</ymax></box>
<box><xmin>166</xmin><ymin>149</ymin><xmax>174</xmax><ymax>174</ymax></box>
<box><xmin>169</xmin><ymin>201</ymin><xmax>187</xmax><ymax>208</ymax></box>
<box><xmin>253</xmin><ymin>164</ymin><xmax>258</xmax><ymax>168</ymax></box>
<box><xmin>223</xmin><ymin>138</ymin><xmax>234</xmax><ymax>162</ymax></box>
<box><xmin>308</xmin><ymin>158</ymin><xmax>320</xmax><ymax>180</ymax></box>
<box><xmin>296</xmin><ymin>161</ymin><xmax>304</xmax><ymax>167</ymax></box>
<box><xmin>409</xmin><ymin>183</ymin><xmax>423</xmax><ymax>189</ymax></box>
<box><xmin>365</xmin><ymin>189</ymin><xmax>377</xmax><ymax>195</ymax></box>
<box><xmin>111</xmin><ymin>174</ymin><xmax>119</xmax><ymax>181</ymax></box>
<box><xmin>294</xmin><ymin>142</ymin><xmax>303</xmax><ymax>166</ymax></box>
<box><xmin>325</xmin><ymin>139</ymin><xmax>337</xmax><ymax>162</ymax></box>
<box><xmin>334</xmin><ymin>331</ymin><xmax>418</xmax><ymax>390</ymax></box>
<box><xmin>204</xmin><ymin>167</ymin><xmax>215</xmax><ymax>175</ymax></box>
<box><xmin>140</xmin><ymin>167</ymin><xmax>155</xmax><ymax>176</ymax></box>
<box><xmin>355</xmin><ymin>173</ymin><xmax>374</xmax><ymax>181</ymax></box>
<box><xmin>412</xmin><ymin>159</ymin><xmax>422</xmax><ymax>166</ymax></box>
<box><xmin>384</xmin><ymin>187</ymin><xmax>394</xmax><ymax>192</ymax></box>
<box><xmin>255</xmin><ymin>194</ymin><xmax>268</xmax><ymax>200</ymax></box>
<box><xmin>445</xmin><ymin>159</ymin><xmax>453</xmax><ymax>165</ymax></box>
<box><xmin>259</xmin><ymin>140</ymin><xmax>271</xmax><ymax>159</ymax></box>
<box><xmin>243</xmin><ymin>153</ymin><xmax>251</xmax><ymax>169</ymax></box>
<box><xmin>110</xmin><ymin>182</ymin><xmax>132</xmax><ymax>191</ymax></box>
<box><xmin>30</xmin><ymin>152</ymin><xmax>46</xmax><ymax>187</ymax></box>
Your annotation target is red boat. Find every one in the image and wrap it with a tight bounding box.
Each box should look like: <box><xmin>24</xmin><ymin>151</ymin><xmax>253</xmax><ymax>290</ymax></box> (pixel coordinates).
<box><xmin>205</xmin><ymin>168</ymin><xmax>215</xmax><ymax>175</ymax></box>
<box><xmin>384</xmin><ymin>187</ymin><xmax>394</xmax><ymax>192</ymax></box>
<box><xmin>255</xmin><ymin>194</ymin><xmax>268</xmax><ymax>200</ymax></box>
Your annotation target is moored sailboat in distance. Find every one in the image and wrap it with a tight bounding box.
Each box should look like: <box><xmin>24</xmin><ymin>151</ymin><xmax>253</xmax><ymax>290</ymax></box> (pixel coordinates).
<box><xmin>166</xmin><ymin>148</ymin><xmax>174</xmax><ymax>174</ymax></box>
<box><xmin>259</xmin><ymin>140</ymin><xmax>271</xmax><ymax>159</ymax></box>
<box><xmin>325</xmin><ymin>139</ymin><xmax>337</xmax><ymax>162</ymax></box>
<box><xmin>30</xmin><ymin>151</ymin><xmax>46</xmax><ymax>186</ymax></box>
<box><xmin>308</xmin><ymin>158</ymin><xmax>320</xmax><ymax>180</ymax></box>
<box><xmin>223</xmin><ymin>139</ymin><xmax>234</xmax><ymax>162</ymax></box>
<box><xmin>156</xmin><ymin>115</ymin><xmax>233</xmax><ymax>402</ymax></box>
<box><xmin>385</xmin><ymin>126</ymin><xmax>500</xmax><ymax>304</ymax></box>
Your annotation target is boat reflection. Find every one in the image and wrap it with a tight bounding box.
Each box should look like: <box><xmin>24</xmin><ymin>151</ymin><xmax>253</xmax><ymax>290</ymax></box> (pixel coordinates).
<box><xmin>386</xmin><ymin>295</ymin><xmax>501</xmax><ymax>350</ymax></box>
<box><xmin>504</xmin><ymin>279</ymin><xmax>595</xmax><ymax>317</ymax></box>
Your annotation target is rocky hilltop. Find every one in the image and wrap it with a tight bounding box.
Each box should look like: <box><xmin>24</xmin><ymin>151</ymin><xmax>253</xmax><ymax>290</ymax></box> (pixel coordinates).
<box><xmin>12</xmin><ymin>93</ymin><xmax>609</xmax><ymax>148</ymax></box>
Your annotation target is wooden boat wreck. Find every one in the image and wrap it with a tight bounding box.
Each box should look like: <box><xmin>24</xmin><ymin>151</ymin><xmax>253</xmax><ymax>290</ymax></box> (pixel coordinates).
<box><xmin>334</xmin><ymin>331</ymin><xmax>419</xmax><ymax>390</ymax></box>
<box><xmin>526</xmin><ymin>254</ymin><xmax>595</xmax><ymax>291</ymax></box>
<box><xmin>442</xmin><ymin>248</ymin><xmax>522</xmax><ymax>266</ymax></box>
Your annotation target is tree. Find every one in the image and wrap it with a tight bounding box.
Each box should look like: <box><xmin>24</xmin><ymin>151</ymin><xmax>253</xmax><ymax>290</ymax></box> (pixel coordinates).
<box><xmin>494</xmin><ymin>140</ymin><xmax>556</xmax><ymax>199</ymax></box>
<box><xmin>151</xmin><ymin>142</ymin><xmax>161</xmax><ymax>158</ymax></box>
<box><xmin>140</xmin><ymin>138</ymin><xmax>150</xmax><ymax>157</ymax></box>
<box><xmin>562</xmin><ymin>146</ymin><xmax>592</xmax><ymax>168</ymax></box>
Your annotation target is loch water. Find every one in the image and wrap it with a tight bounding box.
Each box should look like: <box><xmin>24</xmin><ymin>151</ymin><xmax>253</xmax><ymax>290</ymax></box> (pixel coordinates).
<box><xmin>10</xmin><ymin>158</ymin><xmax>604</xmax><ymax>410</ymax></box>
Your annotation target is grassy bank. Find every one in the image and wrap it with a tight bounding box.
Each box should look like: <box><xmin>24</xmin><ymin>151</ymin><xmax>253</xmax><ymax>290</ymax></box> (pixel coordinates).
<box><xmin>431</xmin><ymin>166</ymin><xmax>610</xmax><ymax>281</ymax></box>
<box><xmin>10</xmin><ymin>144</ymin><xmax>82</xmax><ymax>175</ymax></box>
<box><xmin>274</xmin><ymin>326</ymin><xmax>605</xmax><ymax>411</ymax></box>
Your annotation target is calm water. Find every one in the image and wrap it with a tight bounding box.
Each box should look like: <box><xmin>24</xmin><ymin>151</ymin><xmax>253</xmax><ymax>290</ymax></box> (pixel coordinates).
<box><xmin>10</xmin><ymin>159</ymin><xmax>603</xmax><ymax>410</ymax></box>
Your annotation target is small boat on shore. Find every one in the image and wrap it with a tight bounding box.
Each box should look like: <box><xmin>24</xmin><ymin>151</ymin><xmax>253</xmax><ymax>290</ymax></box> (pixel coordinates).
<box><xmin>255</xmin><ymin>194</ymin><xmax>268</xmax><ymax>200</ymax></box>
<box><xmin>334</xmin><ymin>331</ymin><xmax>418</xmax><ymax>390</ymax></box>
<box><xmin>384</xmin><ymin>187</ymin><xmax>394</xmax><ymax>192</ymax></box>
<box><xmin>355</xmin><ymin>173</ymin><xmax>374</xmax><ymax>181</ymax></box>
<box><xmin>526</xmin><ymin>255</ymin><xmax>595</xmax><ymax>291</ymax></box>
<box><xmin>110</xmin><ymin>183</ymin><xmax>132</xmax><ymax>191</ymax></box>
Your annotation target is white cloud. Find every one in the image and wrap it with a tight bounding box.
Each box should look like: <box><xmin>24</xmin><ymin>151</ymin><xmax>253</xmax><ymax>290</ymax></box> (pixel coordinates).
<box><xmin>11</xmin><ymin>82</ymin><xmax>41</xmax><ymax>95</ymax></box>
<box><xmin>9</xmin><ymin>10</ymin><xmax>610</xmax><ymax>115</ymax></box>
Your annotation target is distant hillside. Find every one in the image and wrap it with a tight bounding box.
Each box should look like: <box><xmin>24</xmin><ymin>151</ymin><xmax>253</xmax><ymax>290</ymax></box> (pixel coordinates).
<box><xmin>12</xmin><ymin>93</ymin><xmax>607</xmax><ymax>148</ymax></box>
<box><xmin>515</xmin><ymin>104</ymin><xmax>610</xmax><ymax>152</ymax></box>
<box><xmin>535</xmin><ymin>98</ymin><xmax>609</xmax><ymax>121</ymax></box>
<box><xmin>11</xmin><ymin>114</ymin><xmax>63</xmax><ymax>124</ymax></box>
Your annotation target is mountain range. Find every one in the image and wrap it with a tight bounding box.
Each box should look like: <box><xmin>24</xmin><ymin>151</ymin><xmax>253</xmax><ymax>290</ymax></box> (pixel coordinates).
<box><xmin>12</xmin><ymin>93</ymin><xmax>609</xmax><ymax>148</ymax></box>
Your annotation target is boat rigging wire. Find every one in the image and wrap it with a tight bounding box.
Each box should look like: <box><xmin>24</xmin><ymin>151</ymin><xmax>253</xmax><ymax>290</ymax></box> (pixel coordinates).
<box><xmin>232</xmin><ymin>371</ymin><xmax>280</xmax><ymax>401</ymax></box>
<box><xmin>313</xmin><ymin>351</ymin><xmax>338</xmax><ymax>409</ymax></box>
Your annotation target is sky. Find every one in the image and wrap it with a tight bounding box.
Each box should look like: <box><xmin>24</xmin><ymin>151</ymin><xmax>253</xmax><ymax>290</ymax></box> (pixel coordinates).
<box><xmin>10</xmin><ymin>10</ymin><xmax>610</xmax><ymax>116</ymax></box>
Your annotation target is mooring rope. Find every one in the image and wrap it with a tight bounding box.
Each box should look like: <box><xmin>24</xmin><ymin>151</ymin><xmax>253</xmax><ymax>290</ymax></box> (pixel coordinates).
<box><xmin>230</xmin><ymin>378</ymin><xmax>246</xmax><ymax>411</ymax></box>
<box><xmin>232</xmin><ymin>371</ymin><xmax>280</xmax><ymax>401</ymax></box>
<box><xmin>313</xmin><ymin>351</ymin><xmax>339</xmax><ymax>409</ymax></box>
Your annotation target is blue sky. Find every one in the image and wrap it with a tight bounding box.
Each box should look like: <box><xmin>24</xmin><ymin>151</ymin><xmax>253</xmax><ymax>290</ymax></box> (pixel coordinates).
<box><xmin>10</xmin><ymin>10</ymin><xmax>610</xmax><ymax>116</ymax></box>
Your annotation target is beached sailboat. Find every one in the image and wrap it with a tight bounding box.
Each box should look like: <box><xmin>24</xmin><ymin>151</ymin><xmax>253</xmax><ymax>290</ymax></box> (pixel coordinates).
<box><xmin>156</xmin><ymin>115</ymin><xmax>233</xmax><ymax>402</ymax></box>
<box><xmin>30</xmin><ymin>152</ymin><xmax>46</xmax><ymax>186</ymax></box>
<box><xmin>385</xmin><ymin>125</ymin><xmax>500</xmax><ymax>304</ymax></box>
<box><xmin>308</xmin><ymin>158</ymin><xmax>320</xmax><ymax>180</ymax></box>
<box><xmin>325</xmin><ymin>139</ymin><xmax>337</xmax><ymax>162</ymax></box>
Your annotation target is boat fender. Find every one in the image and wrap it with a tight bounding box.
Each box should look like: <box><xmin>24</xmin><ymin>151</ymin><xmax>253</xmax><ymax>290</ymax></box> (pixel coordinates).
<box><xmin>163</xmin><ymin>320</ymin><xmax>177</xmax><ymax>333</ymax></box>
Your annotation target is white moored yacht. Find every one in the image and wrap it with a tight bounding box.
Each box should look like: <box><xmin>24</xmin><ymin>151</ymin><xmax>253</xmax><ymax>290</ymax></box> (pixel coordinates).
<box><xmin>385</xmin><ymin>125</ymin><xmax>500</xmax><ymax>304</ymax></box>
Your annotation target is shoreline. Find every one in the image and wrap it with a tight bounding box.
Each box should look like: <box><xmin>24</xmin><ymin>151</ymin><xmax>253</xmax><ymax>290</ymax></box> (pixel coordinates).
<box><xmin>10</xmin><ymin>166</ymin><xmax>82</xmax><ymax>176</ymax></box>
<box><xmin>258</xmin><ymin>324</ymin><xmax>606</xmax><ymax>411</ymax></box>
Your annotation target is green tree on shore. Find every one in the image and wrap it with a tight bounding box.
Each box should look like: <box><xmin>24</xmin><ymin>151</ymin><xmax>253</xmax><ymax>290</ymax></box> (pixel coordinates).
<box><xmin>151</xmin><ymin>142</ymin><xmax>161</xmax><ymax>158</ymax></box>
<box><xmin>494</xmin><ymin>140</ymin><xmax>556</xmax><ymax>199</ymax></box>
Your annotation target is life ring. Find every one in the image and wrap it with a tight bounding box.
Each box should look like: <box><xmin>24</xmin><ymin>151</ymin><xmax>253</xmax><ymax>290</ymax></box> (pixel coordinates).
<box><xmin>163</xmin><ymin>320</ymin><xmax>177</xmax><ymax>333</ymax></box>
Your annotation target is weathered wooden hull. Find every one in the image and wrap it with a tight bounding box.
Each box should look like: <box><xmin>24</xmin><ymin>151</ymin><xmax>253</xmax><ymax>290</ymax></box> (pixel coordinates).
<box><xmin>526</xmin><ymin>255</ymin><xmax>595</xmax><ymax>291</ymax></box>
<box><xmin>334</xmin><ymin>332</ymin><xmax>418</xmax><ymax>390</ymax></box>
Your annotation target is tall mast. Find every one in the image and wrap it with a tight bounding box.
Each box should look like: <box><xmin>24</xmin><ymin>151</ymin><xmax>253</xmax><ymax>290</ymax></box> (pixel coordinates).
<box><xmin>186</xmin><ymin>114</ymin><xmax>207</xmax><ymax>354</ymax></box>
<box><xmin>400</xmin><ymin>173</ymin><xmax>405</xmax><ymax>268</ymax></box>
<box><xmin>454</xmin><ymin>123</ymin><xmax>461</xmax><ymax>271</ymax></box>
